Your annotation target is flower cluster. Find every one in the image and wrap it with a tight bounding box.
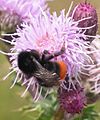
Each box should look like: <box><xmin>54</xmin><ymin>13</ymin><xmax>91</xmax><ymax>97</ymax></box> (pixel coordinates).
<box><xmin>0</xmin><ymin>1</ymin><xmax>100</xmax><ymax>115</ymax></box>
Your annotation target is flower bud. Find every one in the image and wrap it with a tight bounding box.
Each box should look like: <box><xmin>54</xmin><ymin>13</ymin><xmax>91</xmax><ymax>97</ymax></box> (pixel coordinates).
<box><xmin>58</xmin><ymin>84</ymin><xmax>86</xmax><ymax>114</ymax></box>
<box><xmin>0</xmin><ymin>10</ymin><xmax>21</xmax><ymax>35</ymax></box>
<box><xmin>72</xmin><ymin>2</ymin><xmax>98</xmax><ymax>42</ymax></box>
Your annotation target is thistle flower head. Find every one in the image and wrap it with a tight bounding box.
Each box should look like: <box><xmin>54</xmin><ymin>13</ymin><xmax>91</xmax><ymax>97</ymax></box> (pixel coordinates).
<box><xmin>0</xmin><ymin>0</ymin><xmax>49</xmax><ymax>21</ymax></box>
<box><xmin>1</xmin><ymin>3</ymin><xmax>98</xmax><ymax>100</ymax></box>
<box><xmin>0</xmin><ymin>0</ymin><xmax>50</xmax><ymax>41</ymax></box>
<box><xmin>0</xmin><ymin>11</ymin><xmax>21</xmax><ymax>35</ymax></box>
<box><xmin>84</xmin><ymin>40</ymin><xmax>100</xmax><ymax>94</ymax></box>
<box><xmin>58</xmin><ymin>83</ymin><xmax>86</xmax><ymax>114</ymax></box>
<box><xmin>10</xmin><ymin>9</ymin><xmax>93</xmax><ymax>78</ymax></box>
<box><xmin>72</xmin><ymin>1</ymin><xmax>98</xmax><ymax>42</ymax></box>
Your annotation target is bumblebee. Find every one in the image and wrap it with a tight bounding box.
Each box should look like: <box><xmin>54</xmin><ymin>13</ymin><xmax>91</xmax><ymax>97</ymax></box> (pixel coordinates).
<box><xmin>18</xmin><ymin>45</ymin><xmax>67</xmax><ymax>87</ymax></box>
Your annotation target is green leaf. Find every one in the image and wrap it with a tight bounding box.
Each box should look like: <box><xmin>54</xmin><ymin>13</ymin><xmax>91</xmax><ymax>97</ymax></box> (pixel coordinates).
<box><xmin>74</xmin><ymin>104</ymin><xmax>100</xmax><ymax>120</ymax></box>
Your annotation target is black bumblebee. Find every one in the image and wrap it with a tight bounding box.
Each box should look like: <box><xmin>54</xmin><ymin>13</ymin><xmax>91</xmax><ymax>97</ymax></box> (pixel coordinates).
<box><xmin>18</xmin><ymin>44</ymin><xmax>67</xmax><ymax>87</ymax></box>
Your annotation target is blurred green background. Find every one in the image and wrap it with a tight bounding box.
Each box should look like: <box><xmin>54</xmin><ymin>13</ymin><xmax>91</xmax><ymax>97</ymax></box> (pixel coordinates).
<box><xmin>0</xmin><ymin>0</ymin><xmax>100</xmax><ymax>120</ymax></box>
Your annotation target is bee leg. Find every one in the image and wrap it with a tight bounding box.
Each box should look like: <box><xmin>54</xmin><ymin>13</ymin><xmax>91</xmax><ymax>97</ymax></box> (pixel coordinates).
<box><xmin>42</xmin><ymin>42</ymin><xmax>65</xmax><ymax>61</ymax></box>
<box><xmin>41</xmin><ymin>50</ymin><xmax>50</xmax><ymax>61</ymax></box>
<box><xmin>65</xmin><ymin>74</ymin><xmax>69</xmax><ymax>82</ymax></box>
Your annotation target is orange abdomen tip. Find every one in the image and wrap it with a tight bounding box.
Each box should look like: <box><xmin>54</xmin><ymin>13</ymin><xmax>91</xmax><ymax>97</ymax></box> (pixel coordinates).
<box><xmin>57</xmin><ymin>61</ymin><xmax>67</xmax><ymax>80</ymax></box>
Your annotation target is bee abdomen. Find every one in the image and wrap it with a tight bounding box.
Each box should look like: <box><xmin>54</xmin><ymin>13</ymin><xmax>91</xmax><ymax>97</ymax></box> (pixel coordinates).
<box><xmin>56</xmin><ymin>61</ymin><xmax>67</xmax><ymax>80</ymax></box>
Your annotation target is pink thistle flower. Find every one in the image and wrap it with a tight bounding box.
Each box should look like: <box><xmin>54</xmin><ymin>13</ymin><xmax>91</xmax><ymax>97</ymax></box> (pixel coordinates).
<box><xmin>0</xmin><ymin>0</ymin><xmax>51</xmax><ymax>37</ymax></box>
<box><xmin>0</xmin><ymin>2</ymin><xmax>99</xmax><ymax>100</ymax></box>
<box><xmin>0</xmin><ymin>0</ymin><xmax>50</xmax><ymax>21</ymax></box>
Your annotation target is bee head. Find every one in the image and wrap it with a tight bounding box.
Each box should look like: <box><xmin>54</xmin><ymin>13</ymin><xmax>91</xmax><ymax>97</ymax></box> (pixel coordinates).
<box><xmin>18</xmin><ymin>50</ymin><xmax>40</xmax><ymax>75</ymax></box>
